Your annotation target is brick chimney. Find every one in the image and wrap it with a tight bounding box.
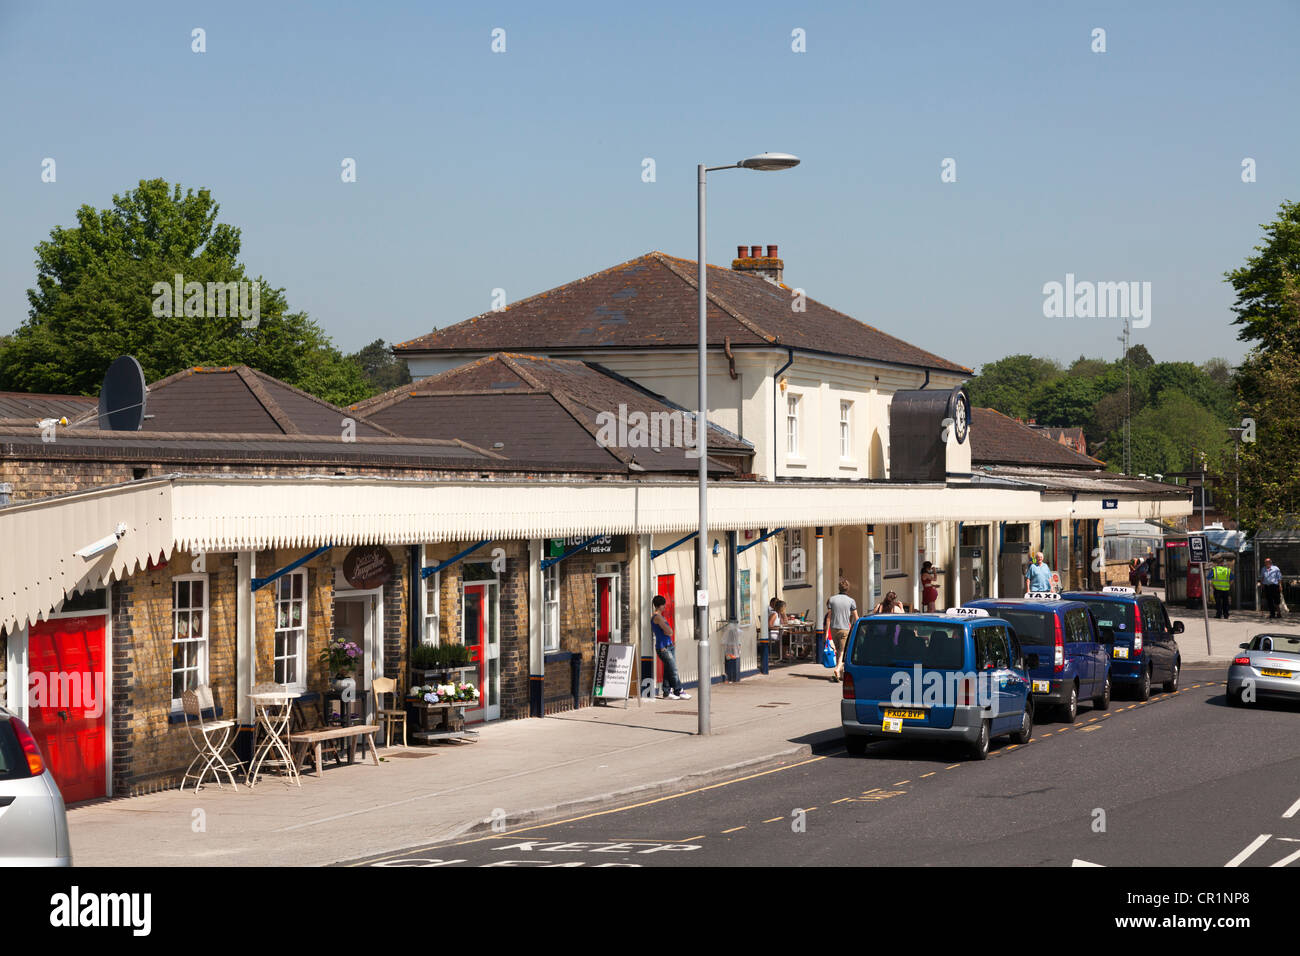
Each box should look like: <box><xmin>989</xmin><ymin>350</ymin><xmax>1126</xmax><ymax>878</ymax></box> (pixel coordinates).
<box><xmin>731</xmin><ymin>243</ymin><xmax>784</xmax><ymax>285</ymax></box>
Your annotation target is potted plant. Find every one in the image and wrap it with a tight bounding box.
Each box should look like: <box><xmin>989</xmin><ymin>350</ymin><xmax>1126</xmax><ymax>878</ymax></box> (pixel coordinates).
<box><xmin>409</xmin><ymin>642</ymin><xmax>475</xmax><ymax>685</ymax></box>
<box><xmin>320</xmin><ymin>635</ymin><xmax>361</xmax><ymax>698</ymax></box>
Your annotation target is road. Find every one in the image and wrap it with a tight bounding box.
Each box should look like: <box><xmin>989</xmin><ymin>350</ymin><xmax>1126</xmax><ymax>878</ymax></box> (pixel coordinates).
<box><xmin>341</xmin><ymin>666</ymin><xmax>1300</xmax><ymax>867</ymax></box>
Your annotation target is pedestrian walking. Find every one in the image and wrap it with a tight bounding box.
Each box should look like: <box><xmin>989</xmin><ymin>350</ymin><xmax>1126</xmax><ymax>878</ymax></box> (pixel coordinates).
<box><xmin>1025</xmin><ymin>552</ymin><xmax>1054</xmax><ymax>594</ymax></box>
<box><xmin>826</xmin><ymin>582</ymin><xmax>858</xmax><ymax>683</ymax></box>
<box><xmin>1260</xmin><ymin>557</ymin><xmax>1283</xmax><ymax>619</ymax></box>
<box><xmin>921</xmin><ymin>561</ymin><xmax>939</xmax><ymax>612</ymax></box>
<box><xmin>1209</xmin><ymin>556</ymin><xmax>1233</xmax><ymax>619</ymax></box>
<box><xmin>652</xmin><ymin>594</ymin><xmax>690</xmax><ymax>700</ymax></box>
<box><xmin>1128</xmin><ymin>558</ymin><xmax>1142</xmax><ymax>593</ymax></box>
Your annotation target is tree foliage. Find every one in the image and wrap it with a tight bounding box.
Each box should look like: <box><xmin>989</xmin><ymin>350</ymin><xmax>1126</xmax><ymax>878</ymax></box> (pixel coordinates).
<box><xmin>347</xmin><ymin>339</ymin><xmax>412</xmax><ymax>395</ymax></box>
<box><xmin>0</xmin><ymin>179</ymin><xmax>369</xmax><ymax>406</ymax></box>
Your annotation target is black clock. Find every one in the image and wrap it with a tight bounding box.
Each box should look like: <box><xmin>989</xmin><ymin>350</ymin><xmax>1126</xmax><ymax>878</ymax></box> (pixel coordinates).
<box><xmin>948</xmin><ymin>387</ymin><xmax>970</xmax><ymax>444</ymax></box>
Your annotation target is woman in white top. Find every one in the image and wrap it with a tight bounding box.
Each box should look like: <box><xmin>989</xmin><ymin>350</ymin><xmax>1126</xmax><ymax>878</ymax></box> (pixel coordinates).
<box><xmin>768</xmin><ymin>599</ymin><xmax>787</xmax><ymax>641</ymax></box>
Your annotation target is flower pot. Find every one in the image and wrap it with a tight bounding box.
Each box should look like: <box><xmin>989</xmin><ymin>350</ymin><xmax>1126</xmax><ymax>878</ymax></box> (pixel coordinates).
<box><xmin>331</xmin><ymin>676</ymin><xmax>357</xmax><ymax>701</ymax></box>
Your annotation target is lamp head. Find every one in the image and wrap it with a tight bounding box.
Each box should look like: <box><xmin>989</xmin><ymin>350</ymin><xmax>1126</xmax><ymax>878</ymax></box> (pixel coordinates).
<box><xmin>738</xmin><ymin>152</ymin><xmax>800</xmax><ymax>171</ymax></box>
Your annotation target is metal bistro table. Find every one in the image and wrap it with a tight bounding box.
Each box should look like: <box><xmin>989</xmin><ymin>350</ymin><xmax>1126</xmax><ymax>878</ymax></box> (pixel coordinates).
<box><xmin>246</xmin><ymin>688</ymin><xmax>302</xmax><ymax>788</ymax></box>
<box><xmin>781</xmin><ymin>622</ymin><xmax>817</xmax><ymax>661</ymax></box>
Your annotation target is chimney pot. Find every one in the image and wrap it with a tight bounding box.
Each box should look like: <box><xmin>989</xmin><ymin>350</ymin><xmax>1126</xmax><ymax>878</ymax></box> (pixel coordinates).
<box><xmin>750</xmin><ymin>245</ymin><xmax>763</xmax><ymax>258</ymax></box>
<box><xmin>767</xmin><ymin>244</ymin><xmax>778</xmax><ymax>258</ymax></box>
<box><xmin>737</xmin><ymin>245</ymin><xmax>748</xmax><ymax>259</ymax></box>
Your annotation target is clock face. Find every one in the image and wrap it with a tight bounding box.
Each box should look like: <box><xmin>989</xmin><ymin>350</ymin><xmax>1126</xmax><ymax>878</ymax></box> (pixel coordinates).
<box><xmin>952</xmin><ymin>391</ymin><xmax>969</xmax><ymax>443</ymax></box>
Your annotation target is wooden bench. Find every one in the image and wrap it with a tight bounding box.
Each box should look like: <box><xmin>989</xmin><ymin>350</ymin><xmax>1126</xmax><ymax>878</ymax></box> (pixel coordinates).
<box><xmin>290</xmin><ymin>724</ymin><xmax>381</xmax><ymax>777</ymax></box>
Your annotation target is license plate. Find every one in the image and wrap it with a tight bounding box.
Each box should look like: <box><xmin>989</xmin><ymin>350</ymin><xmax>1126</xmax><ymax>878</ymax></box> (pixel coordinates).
<box><xmin>1032</xmin><ymin>680</ymin><xmax>1050</xmax><ymax>693</ymax></box>
<box><xmin>883</xmin><ymin>708</ymin><xmax>926</xmax><ymax>720</ymax></box>
<box><xmin>882</xmin><ymin>717</ymin><xmax>903</xmax><ymax>733</ymax></box>
<box><xmin>1113</xmin><ymin>646</ymin><xmax>1129</xmax><ymax>659</ymax></box>
<box><xmin>1261</xmin><ymin>668</ymin><xmax>1293</xmax><ymax>678</ymax></box>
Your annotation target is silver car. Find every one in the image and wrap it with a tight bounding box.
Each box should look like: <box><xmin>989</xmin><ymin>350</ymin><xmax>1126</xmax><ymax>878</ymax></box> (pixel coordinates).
<box><xmin>1227</xmin><ymin>633</ymin><xmax>1300</xmax><ymax>706</ymax></box>
<box><xmin>0</xmin><ymin>705</ymin><xmax>72</xmax><ymax>866</ymax></box>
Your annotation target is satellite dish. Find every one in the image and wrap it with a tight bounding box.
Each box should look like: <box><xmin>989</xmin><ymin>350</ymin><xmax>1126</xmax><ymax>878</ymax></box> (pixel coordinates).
<box><xmin>98</xmin><ymin>356</ymin><xmax>147</xmax><ymax>431</ymax></box>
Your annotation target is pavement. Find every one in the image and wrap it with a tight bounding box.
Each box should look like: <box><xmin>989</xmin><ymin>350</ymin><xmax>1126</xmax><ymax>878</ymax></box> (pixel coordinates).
<box><xmin>67</xmin><ymin>597</ymin><xmax>1299</xmax><ymax>867</ymax></box>
<box><xmin>67</xmin><ymin>661</ymin><xmax>846</xmax><ymax>866</ymax></box>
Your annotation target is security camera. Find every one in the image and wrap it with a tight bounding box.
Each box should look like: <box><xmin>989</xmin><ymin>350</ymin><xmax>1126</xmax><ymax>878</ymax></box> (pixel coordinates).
<box><xmin>74</xmin><ymin>522</ymin><xmax>128</xmax><ymax>559</ymax></box>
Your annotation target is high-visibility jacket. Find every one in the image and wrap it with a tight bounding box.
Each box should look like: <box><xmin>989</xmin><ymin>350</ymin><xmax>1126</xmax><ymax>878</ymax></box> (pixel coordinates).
<box><xmin>1211</xmin><ymin>565</ymin><xmax>1232</xmax><ymax>591</ymax></box>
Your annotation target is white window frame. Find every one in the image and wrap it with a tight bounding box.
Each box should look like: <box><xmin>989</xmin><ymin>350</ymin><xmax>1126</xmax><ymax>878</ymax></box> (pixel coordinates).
<box><xmin>884</xmin><ymin>525</ymin><xmax>902</xmax><ymax>573</ymax></box>
<box><xmin>542</xmin><ymin>563</ymin><xmax>560</xmax><ymax>652</ymax></box>
<box><xmin>786</xmin><ymin>393</ymin><xmax>801</xmax><ymax>457</ymax></box>
<box><xmin>273</xmin><ymin>570</ymin><xmax>308</xmax><ymax>692</ymax></box>
<box><xmin>783</xmin><ymin>528</ymin><xmax>807</xmax><ymax>586</ymax></box>
<box><xmin>423</xmin><ymin>569</ymin><xmax>440</xmax><ymax>646</ymax></box>
<box><xmin>839</xmin><ymin>400</ymin><xmax>853</xmax><ymax>459</ymax></box>
<box><xmin>171</xmin><ymin>573</ymin><xmax>210</xmax><ymax>709</ymax></box>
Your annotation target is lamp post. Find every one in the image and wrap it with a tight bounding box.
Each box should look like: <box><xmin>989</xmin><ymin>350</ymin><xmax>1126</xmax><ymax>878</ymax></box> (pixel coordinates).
<box><xmin>695</xmin><ymin>152</ymin><xmax>799</xmax><ymax>736</ymax></box>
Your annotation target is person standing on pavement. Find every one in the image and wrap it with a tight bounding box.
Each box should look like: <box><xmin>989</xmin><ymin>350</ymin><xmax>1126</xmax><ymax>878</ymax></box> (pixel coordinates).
<box><xmin>826</xmin><ymin>582</ymin><xmax>858</xmax><ymax>683</ymax></box>
<box><xmin>1260</xmin><ymin>557</ymin><xmax>1283</xmax><ymax>619</ymax></box>
<box><xmin>652</xmin><ymin>594</ymin><xmax>690</xmax><ymax>701</ymax></box>
<box><xmin>1025</xmin><ymin>552</ymin><xmax>1054</xmax><ymax>594</ymax></box>
<box><xmin>1208</xmin><ymin>556</ymin><xmax>1233</xmax><ymax>619</ymax></box>
<box><xmin>921</xmin><ymin>561</ymin><xmax>939</xmax><ymax>612</ymax></box>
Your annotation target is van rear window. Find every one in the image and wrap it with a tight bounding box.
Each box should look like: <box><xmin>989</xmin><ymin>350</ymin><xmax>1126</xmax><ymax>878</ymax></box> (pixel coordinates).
<box><xmin>985</xmin><ymin>609</ymin><xmax>1053</xmax><ymax>643</ymax></box>
<box><xmin>851</xmin><ymin>621</ymin><xmax>965</xmax><ymax>669</ymax></box>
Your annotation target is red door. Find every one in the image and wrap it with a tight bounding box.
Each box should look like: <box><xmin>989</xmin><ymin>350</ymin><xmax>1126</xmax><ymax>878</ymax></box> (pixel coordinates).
<box><xmin>27</xmin><ymin>615</ymin><xmax>108</xmax><ymax>803</ymax></box>
<box><xmin>655</xmin><ymin>575</ymin><xmax>676</xmax><ymax>683</ymax></box>
<box><xmin>596</xmin><ymin>577</ymin><xmax>613</xmax><ymax>644</ymax></box>
<box><xmin>463</xmin><ymin>585</ymin><xmax>486</xmax><ymax>722</ymax></box>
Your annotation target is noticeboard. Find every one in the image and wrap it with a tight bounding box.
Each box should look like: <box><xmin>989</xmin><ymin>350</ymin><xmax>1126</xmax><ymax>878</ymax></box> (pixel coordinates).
<box><xmin>592</xmin><ymin>641</ymin><xmax>636</xmax><ymax>700</ymax></box>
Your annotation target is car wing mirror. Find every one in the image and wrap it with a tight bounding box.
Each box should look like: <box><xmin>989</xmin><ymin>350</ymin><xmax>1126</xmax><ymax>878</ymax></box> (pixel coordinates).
<box><xmin>1024</xmin><ymin>653</ymin><xmax>1040</xmax><ymax>669</ymax></box>
<box><xmin>1238</xmin><ymin>642</ymin><xmax>1249</xmax><ymax>649</ymax></box>
<box><xmin>1098</xmin><ymin>627</ymin><xmax>1115</xmax><ymax>644</ymax></box>
<box><xmin>1172</xmin><ymin>620</ymin><xmax>1184</xmax><ymax>634</ymax></box>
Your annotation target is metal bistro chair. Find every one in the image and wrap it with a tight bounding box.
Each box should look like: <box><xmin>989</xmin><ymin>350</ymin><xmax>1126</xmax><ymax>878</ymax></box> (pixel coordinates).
<box><xmin>372</xmin><ymin>676</ymin><xmax>407</xmax><ymax>748</ymax></box>
<box><xmin>181</xmin><ymin>684</ymin><xmax>242</xmax><ymax>792</ymax></box>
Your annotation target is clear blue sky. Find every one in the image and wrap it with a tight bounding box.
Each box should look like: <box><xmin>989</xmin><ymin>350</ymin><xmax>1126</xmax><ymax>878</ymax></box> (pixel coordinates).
<box><xmin>2</xmin><ymin>0</ymin><xmax>1297</xmax><ymax>372</ymax></box>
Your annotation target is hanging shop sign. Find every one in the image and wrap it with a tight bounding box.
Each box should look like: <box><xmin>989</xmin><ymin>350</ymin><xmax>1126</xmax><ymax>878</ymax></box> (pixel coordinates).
<box><xmin>342</xmin><ymin>545</ymin><xmax>394</xmax><ymax>590</ymax></box>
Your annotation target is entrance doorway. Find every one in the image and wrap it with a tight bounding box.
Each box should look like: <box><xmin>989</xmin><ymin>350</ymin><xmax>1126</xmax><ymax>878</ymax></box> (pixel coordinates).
<box><xmin>331</xmin><ymin>592</ymin><xmax>380</xmax><ymax>722</ymax></box>
<box><xmin>26</xmin><ymin>613</ymin><xmax>108</xmax><ymax>803</ymax></box>
<box><xmin>462</xmin><ymin>578</ymin><xmax>500</xmax><ymax>722</ymax></box>
<box><xmin>595</xmin><ymin>570</ymin><xmax>621</xmax><ymax>643</ymax></box>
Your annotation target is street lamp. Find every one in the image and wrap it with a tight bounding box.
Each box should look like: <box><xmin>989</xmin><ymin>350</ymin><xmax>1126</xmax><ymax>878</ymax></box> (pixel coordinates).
<box><xmin>695</xmin><ymin>151</ymin><xmax>800</xmax><ymax>736</ymax></box>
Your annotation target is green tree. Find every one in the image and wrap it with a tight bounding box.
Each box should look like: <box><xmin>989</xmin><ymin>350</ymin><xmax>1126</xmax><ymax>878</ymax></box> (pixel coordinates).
<box><xmin>1226</xmin><ymin>199</ymin><xmax>1300</xmax><ymax>355</ymax></box>
<box><xmin>0</xmin><ymin>179</ymin><xmax>369</xmax><ymax>406</ymax></box>
<box><xmin>966</xmin><ymin>354</ymin><xmax>1062</xmax><ymax>419</ymax></box>
<box><xmin>347</xmin><ymin>339</ymin><xmax>412</xmax><ymax>395</ymax></box>
<box><xmin>1106</xmin><ymin>389</ymin><xmax>1231</xmax><ymax>477</ymax></box>
<box><xmin>1028</xmin><ymin>376</ymin><xmax>1100</xmax><ymax>428</ymax></box>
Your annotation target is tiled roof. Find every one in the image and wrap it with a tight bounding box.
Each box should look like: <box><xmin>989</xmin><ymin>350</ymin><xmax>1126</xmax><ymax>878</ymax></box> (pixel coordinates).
<box><xmin>0</xmin><ymin>391</ymin><xmax>97</xmax><ymax>424</ymax></box>
<box><xmin>394</xmin><ymin>252</ymin><xmax>970</xmax><ymax>374</ymax></box>
<box><xmin>353</xmin><ymin>352</ymin><xmax>752</xmax><ymax>474</ymax></box>
<box><xmin>972</xmin><ymin>408</ymin><xmax>1104</xmax><ymax>469</ymax></box>
<box><xmin>140</xmin><ymin>366</ymin><xmax>395</xmax><ymax>438</ymax></box>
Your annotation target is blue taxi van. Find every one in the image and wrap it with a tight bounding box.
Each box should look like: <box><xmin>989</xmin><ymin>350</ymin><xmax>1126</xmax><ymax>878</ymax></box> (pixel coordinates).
<box><xmin>964</xmin><ymin>594</ymin><xmax>1111</xmax><ymax>722</ymax></box>
<box><xmin>841</xmin><ymin>609</ymin><xmax>1037</xmax><ymax>760</ymax></box>
<box><xmin>1061</xmin><ymin>586</ymin><xmax>1182</xmax><ymax>699</ymax></box>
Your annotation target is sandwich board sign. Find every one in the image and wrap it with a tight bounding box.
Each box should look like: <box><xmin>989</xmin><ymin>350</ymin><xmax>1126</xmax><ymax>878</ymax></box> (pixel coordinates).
<box><xmin>592</xmin><ymin>640</ymin><xmax>636</xmax><ymax>705</ymax></box>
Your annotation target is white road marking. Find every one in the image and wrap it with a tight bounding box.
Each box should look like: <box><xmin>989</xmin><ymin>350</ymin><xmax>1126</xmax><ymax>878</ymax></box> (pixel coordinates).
<box><xmin>1271</xmin><ymin>847</ymin><xmax>1300</xmax><ymax>868</ymax></box>
<box><xmin>1226</xmin><ymin>834</ymin><xmax>1271</xmax><ymax>867</ymax></box>
<box><xmin>1283</xmin><ymin>794</ymin><xmax>1300</xmax><ymax>819</ymax></box>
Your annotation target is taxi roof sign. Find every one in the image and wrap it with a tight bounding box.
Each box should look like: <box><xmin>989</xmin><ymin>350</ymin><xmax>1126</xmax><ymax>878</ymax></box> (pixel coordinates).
<box><xmin>1102</xmin><ymin>586</ymin><xmax>1136</xmax><ymax>594</ymax></box>
<box><xmin>1025</xmin><ymin>591</ymin><xmax>1061</xmax><ymax>600</ymax></box>
<box><xmin>946</xmin><ymin>607</ymin><xmax>989</xmax><ymax>617</ymax></box>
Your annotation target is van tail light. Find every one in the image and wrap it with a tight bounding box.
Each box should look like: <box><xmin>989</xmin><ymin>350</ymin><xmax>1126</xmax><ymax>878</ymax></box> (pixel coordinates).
<box><xmin>842</xmin><ymin>672</ymin><xmax>855</xmax><ymax>700</ymax></box>
<box><xmin>10</xmin><ymin>716</ymin><xmax>45</xmax><ymax>776</ymax></box>
<box><xmin>1232</xmin><ymin>656</ymin><xmax>1251</xmax><ymax>666</ymax></box>
<box><xmin>1053</xmin><ymin>615</ymin><xmax>1065</xmax><ymax>673</ymax></box>
<box><xmin>1132</xmin><ymin>604</ymin><xmax>1143</xmax><ymax>655</ymax></box>
<box><xmin>956</xmin><ymin>676</ymin><xmax>976</xmax><ymax>706</ymax></box>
